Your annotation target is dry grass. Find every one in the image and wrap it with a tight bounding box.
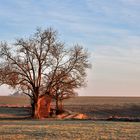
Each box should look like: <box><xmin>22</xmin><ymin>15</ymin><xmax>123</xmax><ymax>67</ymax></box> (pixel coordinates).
<box><xmin>64</xmin><ymin>96</ymin><xmax>140</xmax><ymax>105</ymax></box>
<box><xmin>0</xmin><ymin>96</ymin><xmax>140</xmax><ymax>139</ymax></box>
<box><xmin>0</xmin><ymin>96</ymin><xmax>140</xmax><ymax>106</ymax></box>
<box><xmin>0</xmin><ymin>120</ymin><xmax>140</xmax><ymax>140</ymax></box>
<box><xmin>0</xmin><ymin>96</ymin><xmax>29</xmax><ymax>105</ymax></box>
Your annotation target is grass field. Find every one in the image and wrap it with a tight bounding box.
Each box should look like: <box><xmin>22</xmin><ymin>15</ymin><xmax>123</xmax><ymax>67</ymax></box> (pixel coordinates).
<box><xmin>0</xmin><ymin>96</ymin><xmax>140</xmax><ymax>140</ymax></box>
<box><xmin>0</xmin><ymin>120</ymin><xmax>140</xmax><ymax>140</ymax></box>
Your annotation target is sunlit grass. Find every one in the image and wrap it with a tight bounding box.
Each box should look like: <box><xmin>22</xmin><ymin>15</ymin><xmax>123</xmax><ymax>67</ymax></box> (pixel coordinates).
<box><xmin>0</xmin><ymin>96</ymin><xmax>140</xmax><ymax>139</ymax></box>
<box><xmin>0</xmin><ymin>120</ymin><xmax>140</xmax><ymax>140</ymax></box>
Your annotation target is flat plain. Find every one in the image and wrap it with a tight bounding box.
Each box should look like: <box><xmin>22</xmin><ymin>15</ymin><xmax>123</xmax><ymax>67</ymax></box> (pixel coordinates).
<box><xmin>0</xmin><ymin>96</ymin><xmax>140</xmax><ymax>140</ymax></box>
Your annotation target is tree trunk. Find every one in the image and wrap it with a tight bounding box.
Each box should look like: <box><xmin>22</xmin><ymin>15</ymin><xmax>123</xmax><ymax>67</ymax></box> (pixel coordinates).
<box><xmin>55</xmin><ymin>98</ymin><xmax>59</xmax><ymax>115</ymax></box>
<box><xmin>34</xmin><ymin>103</ymin><xmax>39</xmax><ymax>118</ymax></box>
<box><xmin>31</xmin><ymin>100</ymin><xmax>39</xmax><ymax>118</ymax></box>
<box><xmin>30</xmin><ymin>96</ymin><xmax>38</xmax><ymax>118</ymax></box>
<box><xmin>31</xmin><ymin>102</ymin><xmax>35</xmax><ymax>117</ymax></box>
<box><xmin>55</xmin><ymin>99</ymin><xmax>64</xmax><ymax>115</ymax></box>
<box><xmin>59</xmin><ymin>100</ymin><xmax>63</xmax><ymax>112</ymax></box>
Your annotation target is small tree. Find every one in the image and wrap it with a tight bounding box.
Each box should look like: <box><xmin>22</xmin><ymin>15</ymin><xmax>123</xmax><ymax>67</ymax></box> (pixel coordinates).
<box><xmin>50</xmin><ymin>70</ymin><xmax>78</xmax><ymax>114</ymax></box>
<box><xmin>0</xmin><ymin>28</ymin><xmax>91</xmax><ymax>118</ymax></box>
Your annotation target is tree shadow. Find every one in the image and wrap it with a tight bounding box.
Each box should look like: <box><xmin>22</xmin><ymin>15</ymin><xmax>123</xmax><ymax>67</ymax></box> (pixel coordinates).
<box><xmin>65</xmin><ymin>104</ymin><xmax>140</xmax><ymax>120</ymax></box>
<box><xmin>1</xmin><ymin>104</ymin><xmax>140</xmax><ymax>121</ymax></box>
<box><xmin>0</xmin><ymin>106</ymin><xmax>31</xmax><ymax>120</ymax></box>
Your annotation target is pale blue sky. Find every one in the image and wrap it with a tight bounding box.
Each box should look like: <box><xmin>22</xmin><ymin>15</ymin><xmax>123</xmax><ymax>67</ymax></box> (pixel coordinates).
<box><xmin>0</xmin><ymin>0</ymin><xmax>140</xmax><ymax>96</ymax></box>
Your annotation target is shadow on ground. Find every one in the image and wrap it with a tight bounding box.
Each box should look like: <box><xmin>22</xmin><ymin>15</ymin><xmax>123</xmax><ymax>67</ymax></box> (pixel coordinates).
<box><xmin>0</xmin><ymin>104</ymin><xmax>140</xmax><ymax>121</ymax></box>
<box><xmin>65</xmin><ymin>104</ymin><xmax>140</xmax><ymax>119</ymax></box>
<box><xmin>0</xmin><ymin>106</ymin><xmax>31</xmax><ymax>120</ymax></box>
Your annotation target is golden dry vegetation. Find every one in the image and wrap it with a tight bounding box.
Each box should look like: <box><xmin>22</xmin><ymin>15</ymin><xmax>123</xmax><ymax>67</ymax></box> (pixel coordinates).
<box><xmin>0</xmin><ymin>120</ymin><xmax>140</xmax><ymax>140</ymax></box>
<box><xmin>0</xmin><ymin>96</ymin><xmax>140</xmax><ymax>140</ymax></box>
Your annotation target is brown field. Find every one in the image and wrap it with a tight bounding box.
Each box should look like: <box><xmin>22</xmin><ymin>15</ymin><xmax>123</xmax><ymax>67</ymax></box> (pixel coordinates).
<box><xmin>0</xmin><ymin>96</ymin><xmax>29</xmax><ymax>105</ymax></box>
<box><xmin>64</xmin><ymin>96</ymin><xmax>140</xmax><ymax>119</ymax></box>
<box><xmin>0</xmin><ymin>96</ymin><xmax>140</xmax><ymax>140</ymax></box>
<box><xmin>0</xmin><ymin>96</ymin><xmax>140</xmax><ymax>119</ymax></box>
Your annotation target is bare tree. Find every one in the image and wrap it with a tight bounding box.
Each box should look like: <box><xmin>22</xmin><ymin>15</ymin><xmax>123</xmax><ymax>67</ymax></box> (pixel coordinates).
<box><xmin>0</xmin><ymin>28</ymin><xmax>91</xmax><ymax>118</ymax></box>
<box><xmin>50</xmin><ymin>70</ymin><xmax>79</xmax><ymax>114</ymax></box>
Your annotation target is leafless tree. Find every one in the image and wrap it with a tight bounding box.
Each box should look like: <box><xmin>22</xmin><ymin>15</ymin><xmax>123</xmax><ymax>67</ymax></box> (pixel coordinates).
<box><xmin>49</xmin><ymin>70</ymin><xmax>79</xmax><ymax>114</ymax></box>
<box><xmin>0</xmin><ymin>28</ymin><xmax>91</xmax><ymax>118</ymax></box>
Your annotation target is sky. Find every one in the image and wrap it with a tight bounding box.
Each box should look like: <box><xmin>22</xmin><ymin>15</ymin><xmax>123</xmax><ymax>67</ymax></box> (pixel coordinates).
<box><xmin>0</xmin><ymin>0</ymin><xmax>140</xmax><ymax>96</ymax></box>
